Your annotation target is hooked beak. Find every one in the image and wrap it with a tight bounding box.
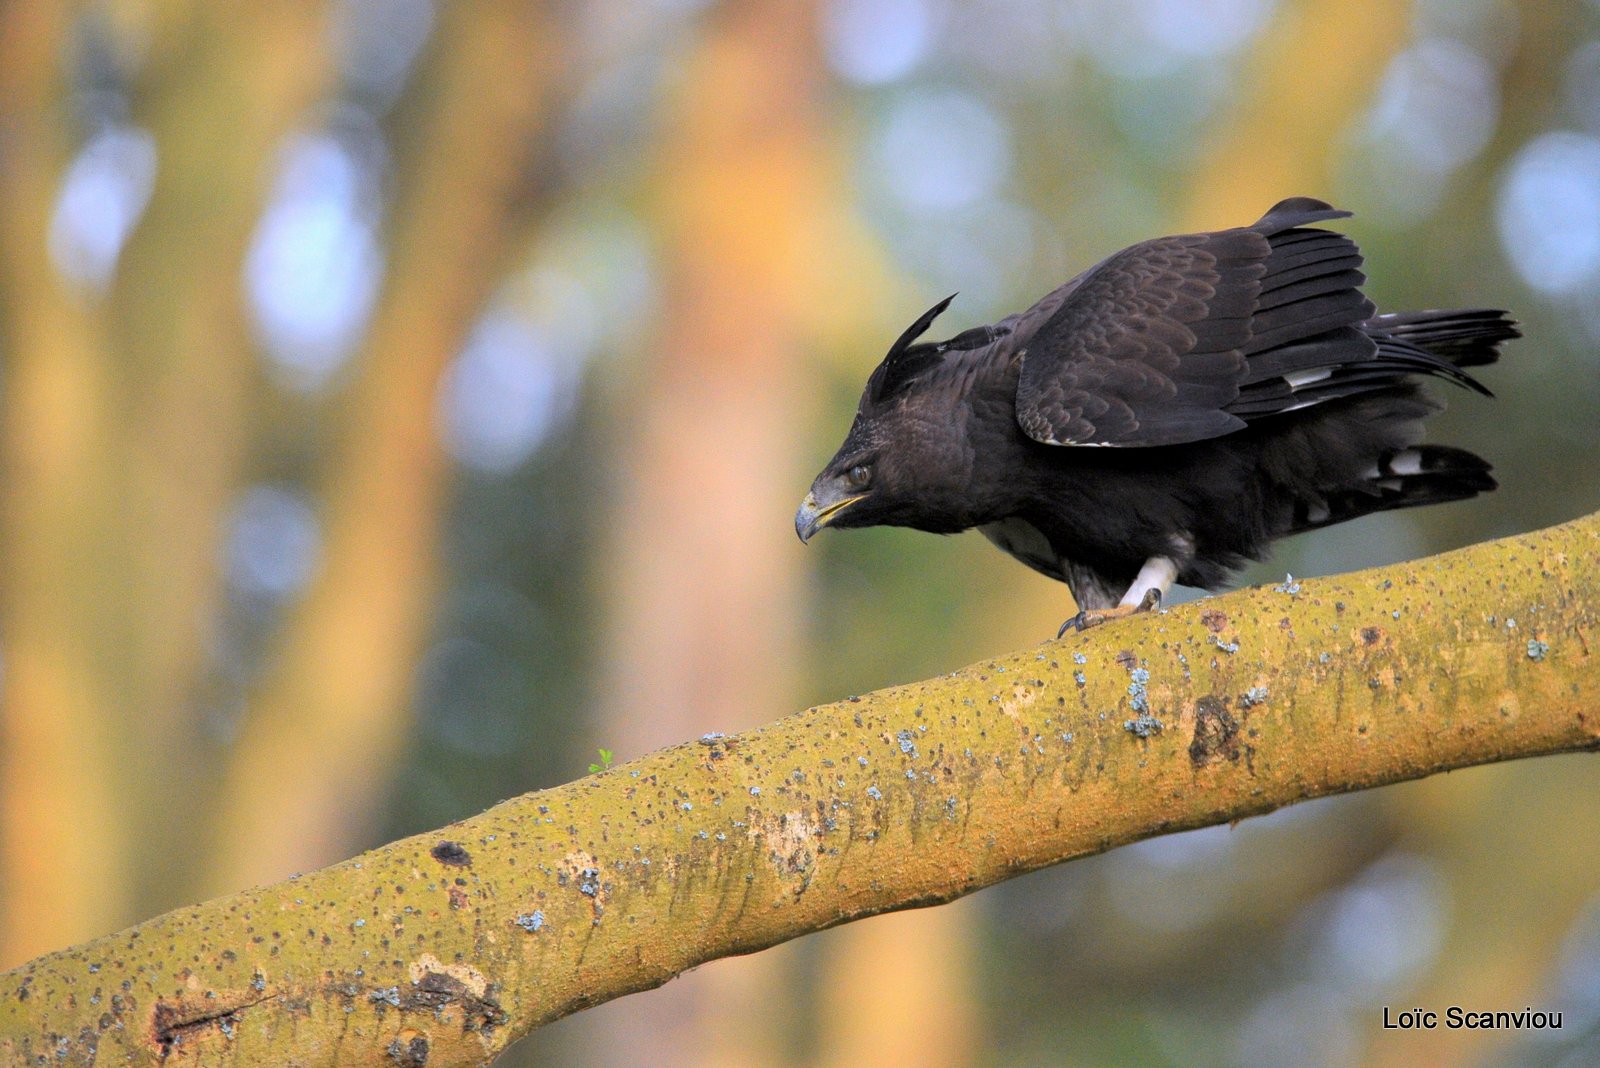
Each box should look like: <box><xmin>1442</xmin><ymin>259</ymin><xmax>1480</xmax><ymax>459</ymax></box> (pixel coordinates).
<box><xmin>795</xmin><ymin>490</ymin><xmax>866</xmax><ymax>544</ymax></box>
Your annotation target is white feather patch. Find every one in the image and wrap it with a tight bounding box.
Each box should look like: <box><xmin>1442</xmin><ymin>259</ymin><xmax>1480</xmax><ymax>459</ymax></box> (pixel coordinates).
<box><xmin>1387</xmin><ymin>448</ymin><xmax>1424</xmax><ymax>475</ymax></box>
<box><xmin>1285</xmin><ymin>367</ymin><xmax>1333</xmax><ymax>389</ymax></box>
<box><xmin>1118</xmin><ymin>556</ymin><xmax>1178</xmax><ymax>608</ymax></box>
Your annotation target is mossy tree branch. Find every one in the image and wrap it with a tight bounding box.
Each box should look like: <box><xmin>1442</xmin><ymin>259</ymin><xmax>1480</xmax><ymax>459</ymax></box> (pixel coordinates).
<box><xmin>3</xmin><ymin>512</ymin><xmax>1597</xmax><ymax>1066</ymax></box>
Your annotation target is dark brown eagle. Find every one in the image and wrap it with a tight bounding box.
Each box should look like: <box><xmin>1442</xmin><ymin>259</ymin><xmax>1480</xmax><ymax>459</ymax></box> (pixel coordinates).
<box><xmin>796</xmin><ymin>198</ymin><xmax>1516</xmax><ymax>633</ymax></box>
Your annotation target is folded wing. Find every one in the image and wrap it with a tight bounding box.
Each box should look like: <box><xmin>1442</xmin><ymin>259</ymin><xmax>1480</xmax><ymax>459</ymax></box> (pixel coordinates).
<box><xmin>1013</xmin><ymin>197</ymin><xmax>1491</xmax><ymax>448</ymax></box>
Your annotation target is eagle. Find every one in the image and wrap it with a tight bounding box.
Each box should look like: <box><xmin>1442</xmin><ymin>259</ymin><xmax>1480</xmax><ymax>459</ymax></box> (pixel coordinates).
<box><xmin>796</xmin><ymin>197</ymin><xmax>1516</xmax><ymax>634</ymax></box>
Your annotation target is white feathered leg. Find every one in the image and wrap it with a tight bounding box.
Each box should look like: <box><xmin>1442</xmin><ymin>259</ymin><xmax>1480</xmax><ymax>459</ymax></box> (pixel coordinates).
<box><xmin>1118</xmin><ymin>556</ymin><xmax>1178</xmax><ymax>608</ymax></box>
<box><xmin>1058</xmin><ymin>555</ymin><xmax>1174</xmax><ymax>636</ymax></box>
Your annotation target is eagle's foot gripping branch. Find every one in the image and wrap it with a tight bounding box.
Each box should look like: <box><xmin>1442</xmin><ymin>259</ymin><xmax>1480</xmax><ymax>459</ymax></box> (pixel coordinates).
<box><xmin>1056</xmin><ymin>588</ymin><xmax>1162</xmax><ymax>638</ymax></box>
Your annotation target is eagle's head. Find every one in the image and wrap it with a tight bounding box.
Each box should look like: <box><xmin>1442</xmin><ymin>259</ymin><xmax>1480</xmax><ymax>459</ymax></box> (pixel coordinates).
<box><xmin>796</xmin><ymin>295</ymin><xmax>1002</xmax><ymax>542</ymax></box>
<box><xmin>794</xmin><ymin>407</ymin><xmax>910</xmax><ymax>542</ymax></box>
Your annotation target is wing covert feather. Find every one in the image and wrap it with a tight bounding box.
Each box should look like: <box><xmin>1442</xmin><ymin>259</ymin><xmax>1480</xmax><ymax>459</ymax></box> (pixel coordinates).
<box><xmin>1014</xmin><ymin>197</ymin><xmax>1388</xmax><ymax>447</ymax></box>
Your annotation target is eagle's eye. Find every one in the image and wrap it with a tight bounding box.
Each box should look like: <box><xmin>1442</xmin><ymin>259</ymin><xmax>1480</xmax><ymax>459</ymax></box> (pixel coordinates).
<box><xmin>847</xmin><ymin>464</ymin><xmax>871</xmax><ymax>489</ymax></box>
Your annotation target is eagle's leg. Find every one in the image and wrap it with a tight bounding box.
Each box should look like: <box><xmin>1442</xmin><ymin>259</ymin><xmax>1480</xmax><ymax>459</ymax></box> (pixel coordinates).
<box><xmin>1057</xmin><ymin>556</ymin><xmax>1176</xmax><ymax>637</ymax></box>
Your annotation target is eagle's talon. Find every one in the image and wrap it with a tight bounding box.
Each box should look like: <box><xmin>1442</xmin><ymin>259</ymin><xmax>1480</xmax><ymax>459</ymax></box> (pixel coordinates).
<box><xmin>1055</xmin><ymin>590</ymin><xmax>1162</xmax><ymax>639</ymax></box>
<box><xmin>1056</xmin><ymin>612</ymin><xmax>1087</xmax><ymax>639</ymax></box>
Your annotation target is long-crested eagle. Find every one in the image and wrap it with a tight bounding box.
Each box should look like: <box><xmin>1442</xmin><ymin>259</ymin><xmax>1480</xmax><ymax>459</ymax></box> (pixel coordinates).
<box><xmin>796</xmin><ymin>198</ymin><xmax>1517</xmax><ymax>633</ymax></box>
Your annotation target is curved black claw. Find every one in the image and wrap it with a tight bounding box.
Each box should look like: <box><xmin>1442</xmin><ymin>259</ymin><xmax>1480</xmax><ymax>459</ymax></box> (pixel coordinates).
<box><xmin>1056</xmin><ymin>612</ymin><xmax>1087</xmax><ymax>639</ymax></box>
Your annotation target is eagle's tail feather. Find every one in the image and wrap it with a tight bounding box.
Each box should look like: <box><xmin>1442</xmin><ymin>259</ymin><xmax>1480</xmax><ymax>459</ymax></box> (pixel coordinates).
<box><xmin>1291</xmin><ymin>445</ymin><xmax>1496</xmax><ymax>534</ymax></box>
<box><xmin>1364</xmin><ymin>308</ymin><xmax>1519</xmax><ymax>369</ymax></box>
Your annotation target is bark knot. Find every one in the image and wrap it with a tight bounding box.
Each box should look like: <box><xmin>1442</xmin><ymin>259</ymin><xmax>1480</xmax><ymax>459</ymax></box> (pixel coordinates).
<box><xmin>1189</xmin><ymin>695</ymin><xmax>1242</xmax><ymax>768</ymax></box>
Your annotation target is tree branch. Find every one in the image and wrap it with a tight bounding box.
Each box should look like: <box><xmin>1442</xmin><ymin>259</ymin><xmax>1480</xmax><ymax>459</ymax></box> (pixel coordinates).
<box><xmin>3</xmin><ymin>512</ymin><xmax>1597</xmax><ymax>1066</ymax></box>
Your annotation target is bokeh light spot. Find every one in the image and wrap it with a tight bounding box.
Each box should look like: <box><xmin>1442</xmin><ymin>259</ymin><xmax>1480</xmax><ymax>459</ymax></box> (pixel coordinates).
<box><xmin>822</xmin><ymin>0</ymin><xmax>935</xmax><ymax>85</ymax></box>
<box><xmin>1317</xmin><ymin>852</ymin><xmax>1447</xmax><ymax>993</ymax></box>
<box><xmin>224</xmin><ymin>484</ymin><xmax>321</xmax><ymax>602</ymax></box>
<box><xmin>871</xmin><ymin>88</ymin><xmax>1012</xmax><ymax>211</ymax></box>
<box><xmin>1497</xmin><ymin>131</ymin><xmax>1600</xmax><ymax>296</ymax></box>
<box><xmin>245</xmin><ymin>131</ymin><xmax>382</xmax><ymax>392</ymax></box>
<box><xmin>1133</xmin><ymin>0</ymin><xmax>1272</xmax><ymax>59</ymax></box>
<box><xmin>1366</xmin><ymin>38</ymin><xmax>1499</xmax><ymax>176</ymax></box>
<box><xmin>48</xmin><ymin>124</ymin><xmax>157</xmax><ymax>291</ymax></box>
<box><xmin>438</xmin><ymin>310</ymin><xmax>574</xmax><ymax>475</ymax></box>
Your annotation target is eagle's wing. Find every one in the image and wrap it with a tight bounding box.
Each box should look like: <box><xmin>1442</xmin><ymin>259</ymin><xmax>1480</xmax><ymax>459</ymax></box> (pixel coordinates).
<box><xmin>1014</xmin><ymin>197</ymin><xmax>1468</xmax><ymax>448</ymax></box>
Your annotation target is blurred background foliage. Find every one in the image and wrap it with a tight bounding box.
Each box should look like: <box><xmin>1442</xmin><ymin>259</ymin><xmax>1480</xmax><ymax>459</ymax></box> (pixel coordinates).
<box><xmin>1</xmin><ymin>0</ymin><xmax>1599</xmax><ymax>1065</ymax></box>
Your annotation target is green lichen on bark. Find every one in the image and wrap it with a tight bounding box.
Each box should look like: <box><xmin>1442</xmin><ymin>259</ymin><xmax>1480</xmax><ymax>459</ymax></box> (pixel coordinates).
<box><xmin>2</xmin><ymin>512</ymin><xmax>1597</xmax><ymax>1066</ymax></box>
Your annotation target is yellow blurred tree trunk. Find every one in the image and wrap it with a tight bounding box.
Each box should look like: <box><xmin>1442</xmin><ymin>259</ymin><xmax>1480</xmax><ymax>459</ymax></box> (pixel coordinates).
<box><xmin>589</xmin><ymin>4</ymin><xmax>836</xmax><ymax>1064</ymax></box>
<box><xmin>0</xmin><ymin>0</ymin><xmax>330</xmax><ymax>965</ymax></box>
<box><xmin>0</xmin><ymin>0</ymin><xmax>568</xmax><ymax>969</ymax></box>
<box><xmin>110</xmin><ymin>0</ymin><xmax>332</xmax><ymax>768</ymax></box>
<box><xmin>201</xmin><ymin>0</ymin><xmax>566</xmax><ymax>897</ymax></box>
<box><xmin>813</xmin><ymin>902</ymin><xmax>979</xmax><ymax>1068</ymax></box>
<box><xmin>589</xmin><ymin>5</ymin><xmax>978</xmax><ymax>1062</ymax></box>
<box><xmin>1180</xmin><ymin>0</ymin><xmax>1409</xmax><ymax>231</ymax></box>
<box><xmin>0</xmin><ymin>0</ymin><xmax>128</xmax><ymax>966</ymax></box>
